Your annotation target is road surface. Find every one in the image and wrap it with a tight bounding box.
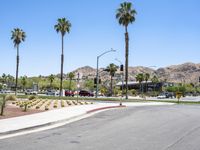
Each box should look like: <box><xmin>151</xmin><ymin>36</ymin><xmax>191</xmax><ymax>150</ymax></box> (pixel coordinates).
<box><xmin>1</xmin><ymin>105</ymin><xmax>200</xmax><ymax>150</ymax></box>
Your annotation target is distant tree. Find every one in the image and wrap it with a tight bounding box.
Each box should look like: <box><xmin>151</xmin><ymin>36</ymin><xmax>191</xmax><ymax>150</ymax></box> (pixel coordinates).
<box><xmin>116</xmin><ymin>2</ymin><xmax>136</xmax><ymax>99</ymax></box>
<box><xmin>21</xmin><ymin>76</ymin><xmax>27</xmax><ymax>91</ymax></box>
<box><xmin>106</xmin><ymin>63</ymin><xmax>119</xmax><ymax>96</ymax></box>
<box><xmin>151</xmin><ymin>75</ymin><xmax>159</xmax><ymax>92</ymax></box>
<box><xmin>144</xmin><ymin>73</ymin><xmax>150</xmax><ymax>92</ymax></box>
<box><xmin>84</xmin><ymin>79</ymin><xmax>94</xmax><ymax>91</ymax></box>
<box><xmin>136</xmin><ymin>73</ymin><xmax>144</xmax><ymax>93</ymax></box>
<box><xmin>67</xmin><ymin>72</ymin><xmax>75</xmax><ymax>90</ymax></box>
<box><xmin>1</xmin><ymin>73</ymin><xmax>7</xmax><ymax>84</ymax></box>
<box><xmin>11</xmin><ymin>28</ymin><xmax>26</xmax><ymax>95</ymax></box>
<box><xmin>54</xmin><ymin>18</ymin><xmax>71</xmax><ymax>96</ymax></box>
<box><xmin>48</xmin><ymin>74</ymin><xmax>55</xmax><ymax>89</ymax></box>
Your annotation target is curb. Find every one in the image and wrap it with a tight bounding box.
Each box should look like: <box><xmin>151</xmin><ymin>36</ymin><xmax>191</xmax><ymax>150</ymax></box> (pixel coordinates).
<box><xmin>0</xmin><ymin>105</ymin><xmax>125</xmax><ymax>137</ymax></box>
<box><xmin>86</xmin><ymin>105</ymin><xmax>126</xmax><ymax>113</ymax></box>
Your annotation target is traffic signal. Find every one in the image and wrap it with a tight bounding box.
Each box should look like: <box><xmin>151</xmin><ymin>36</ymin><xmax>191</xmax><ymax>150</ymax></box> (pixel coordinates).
<box><xmin>94</xmin><ymin>78</ymin><xmax>97</xmax><ymax>84</ymax></box>
<box><xmin>99</xmin><ymin>78</ymin><xmax>101</xmax><ymax>84</ymax></box>
<box><xmin>120</xmin><ymin>65</ymin><xmax>124</xmax><ymax>71</ymax></box>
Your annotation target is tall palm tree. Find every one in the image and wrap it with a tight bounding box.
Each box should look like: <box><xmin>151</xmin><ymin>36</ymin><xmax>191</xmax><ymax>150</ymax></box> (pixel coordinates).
<box><xmin>48</xmin><ymin>74</ymin><xmax>55</xmax><ymax>89</ymax></box>
<box><xmin>144</xmin><ymin>73</ymin><xmax>150</xmax><ymax>92</ymax></box>
<box><xmin>67</xmin><ymin>72</ymin><xmax>75</xmax><ymax>90</ymax></box>
<box><xmin>54</xmin><ymin>18</ymin><xmax>71</xmax><ymax>96</ymax></box>
<box><xmin>106</xmin><ymin>63</ymin><xmax>118</xmax><ymax>96</ymax></box>
<box><xmin>116</xmin><ymin>2</ymin><xmax>136</xmax><ymax>99</ymax></box>
<box><xmin>11</xmin><ymin>28</ymin><xmax>26</xmax><ymax>95</ymax></box>
<box><xmin>136</xmin><ymin>73</ymin><xmax>144</xmax><ymax>93</ymax></box>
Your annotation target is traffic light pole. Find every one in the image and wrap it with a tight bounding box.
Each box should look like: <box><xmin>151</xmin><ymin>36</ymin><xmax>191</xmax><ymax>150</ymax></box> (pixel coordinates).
<box><xmin>95</xmin><ymin>57</ymin><xmax>99</xmax><ymax>98</ymax></box>
<box><xmin>95</xmin><ymin>49</ymin><xmax>116</xmax><ymax>98</ymax></box>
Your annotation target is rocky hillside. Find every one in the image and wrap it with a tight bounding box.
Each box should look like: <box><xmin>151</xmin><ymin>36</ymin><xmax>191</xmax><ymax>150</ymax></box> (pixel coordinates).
<box><xmin>67</xmin><ymin>62</ymin><xmax>200</xmax><ymax>84</ymax></box>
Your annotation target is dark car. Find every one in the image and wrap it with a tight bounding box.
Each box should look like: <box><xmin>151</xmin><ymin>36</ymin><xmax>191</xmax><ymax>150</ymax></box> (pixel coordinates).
<box><xmin>79</xmin><ymin>90</ymin><xmax>94</xmax><ymax>97</ymax></box>
<box><xmin>65</xmin><ymin>90</ymin><xmax>74</xmax><ymax>97</ymax></box>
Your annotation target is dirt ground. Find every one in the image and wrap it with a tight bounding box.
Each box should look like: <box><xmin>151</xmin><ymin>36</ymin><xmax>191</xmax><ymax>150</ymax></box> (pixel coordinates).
<box><xmin>0</xmin><ymin>103</ymin><xmax>44</xmax><ymax>120</ymax></box>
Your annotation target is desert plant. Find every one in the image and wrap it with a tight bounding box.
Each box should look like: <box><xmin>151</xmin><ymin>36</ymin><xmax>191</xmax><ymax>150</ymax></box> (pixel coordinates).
<box><xmin>5</xmin><ymin>95</ymin><xmax>17</xmax><ymax>101</ymax></box>
<box><xmin>23</xmin><ymin>101</ymin><xmax>29</xmax><ymax>112</ymax></box>
<box><xmin>176</xmin><ymin>92</ymin><xmax>182</xmax><ymax>103</ymax></box>
<box><xmin>28</xmin><ymin>95</ymin><xmax>37</xmax><ymax>100</ymax></box>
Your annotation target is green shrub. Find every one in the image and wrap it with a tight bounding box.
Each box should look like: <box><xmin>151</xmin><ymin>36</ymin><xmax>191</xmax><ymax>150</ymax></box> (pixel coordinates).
<box><xmin>28</xmin><ymin>95</ymin><xmax>37</xmax><ymax>100</ymax></box>
<box><xmin>5</xmin><ymin>95</ymin><xmax>17</xmax><ymax>101</ymax></box>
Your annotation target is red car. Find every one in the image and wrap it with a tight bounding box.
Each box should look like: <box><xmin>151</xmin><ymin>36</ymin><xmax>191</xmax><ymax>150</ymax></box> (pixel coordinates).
<box><xmin>79</xmin><ymin>90</ymin><xmax>94</xmax><ymax>97</ymax></box>
<box><xmin>65</xmin><ymin>90</ymin><xmax>75</xmax><ymax>97</ymax></box>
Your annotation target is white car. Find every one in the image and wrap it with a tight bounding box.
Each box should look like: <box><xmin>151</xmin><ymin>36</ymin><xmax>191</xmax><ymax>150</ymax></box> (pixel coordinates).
<box><xmin>25</xmin><ymin>89</ymin><xmax>38</xmax><ymax>95</ymax></box>
<box><xmin>157</xmin><ymin>94</ymin><xmax>166</xmax><ymax>99</ymax></box>
<box><xmin>46</xmin><ymin>90</ymin><xmax>59</xmax><ymax>96</ymax></box>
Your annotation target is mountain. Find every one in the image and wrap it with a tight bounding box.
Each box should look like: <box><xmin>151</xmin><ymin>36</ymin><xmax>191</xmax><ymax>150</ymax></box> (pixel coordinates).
<box><xmin>68</xmin><ymin>62</ymin><xmax>200</xmax><ymax>84</ymax></box>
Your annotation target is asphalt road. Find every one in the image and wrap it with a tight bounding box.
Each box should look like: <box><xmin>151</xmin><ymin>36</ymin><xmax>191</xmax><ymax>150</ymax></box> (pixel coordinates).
<box><xmin>1</xmin><ymin>105</ymin><xmax>200</xmax><ymax>150</ymax></box>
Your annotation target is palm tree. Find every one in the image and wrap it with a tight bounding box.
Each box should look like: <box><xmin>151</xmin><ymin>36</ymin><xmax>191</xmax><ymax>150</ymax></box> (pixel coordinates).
<box><xmin>136</xmin><ymin>73</ymin><xmax>144</xmax><ymax>93</ymax></box>
<box><xmin>48</xmin><ymin>74</ymin><xmax>55</xmax><ymax>89</ymax></box>
<box><xmin>144</xmin><ymin>73</ymin><xmax>150</xmax><ymax>92</ymax></box>
<box><xmin>11</xmin><ymin>28</ymin><xmax>26</xmax><ymax>95</ymax></box>
<box><xmin>151</xmin><ymin>75</ymin><xmax>159</xmax><ymax>92</ymax></box>
<box><xmin>67</xmin><ymin>72</ymin><xmax>75</xmax><ymax>90</ymax></box>
<box><xmin>54</xmin><ymin>18</ymin><xmax>71</xmax><ymax>97</ymax></box>
<box><xmin>1</xmin><ymin>73</ymin><xmax>7</xmax><ymax>84</ymax></box>
<box><xmin>106</xmin><ymin>63</ymin><xmax>118</xmax><ymax>96</ymax></box>
<box><xmin>116</xmin><ymin>2</ymin><xmax>136</xmax><ymax>99</ymax></box>
<box><xmin>21</xmin><ymin>76</ymin><xmax>27</xmax><ymax>91</ymax></box>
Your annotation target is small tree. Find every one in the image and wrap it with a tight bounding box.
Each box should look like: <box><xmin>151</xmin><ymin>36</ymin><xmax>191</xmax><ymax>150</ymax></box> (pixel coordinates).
<box><xmin>176</xmin><ymin>92</ymin><xmax>182</xmax><ymax>103</ymax></box>
<box><xmin>105</xmin><ymin>63</ymin><xmax>119</xmax><ymax>96</ymax></box>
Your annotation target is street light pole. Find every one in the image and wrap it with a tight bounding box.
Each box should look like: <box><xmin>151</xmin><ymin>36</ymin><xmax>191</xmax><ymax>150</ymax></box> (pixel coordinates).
<box><xmin>95</xmin><ymin>49</ymin><xmax>116</xmax><ymax>98</ymax></box>
<box><xmin>115</xmin><ymin>58</ymin><xmax>124</xmax><ymax>106</ymax></box>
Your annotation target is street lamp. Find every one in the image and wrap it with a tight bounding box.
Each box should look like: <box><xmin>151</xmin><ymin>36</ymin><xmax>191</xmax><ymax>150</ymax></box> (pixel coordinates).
<box><xmin>96</xmin><ymin>48</ymin><xmax>116</xmax><ymax>98</ymax></box>
<box><xmin>115</xmin><ymin>58</ymin><xmax>124</xmax><ymax>106</ymax></box>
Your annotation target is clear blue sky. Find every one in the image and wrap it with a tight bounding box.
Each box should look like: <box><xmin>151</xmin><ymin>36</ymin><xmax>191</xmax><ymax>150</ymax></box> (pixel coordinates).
<box><xmin>0</xmin><ymin>0</ymin><xmax>199</xmax><ymax>76</ymax></box>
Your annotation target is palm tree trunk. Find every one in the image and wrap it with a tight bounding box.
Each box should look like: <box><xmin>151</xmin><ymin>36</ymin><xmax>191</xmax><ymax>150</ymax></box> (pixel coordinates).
<box><xmin>15</xmin><ymin>45</ymin><xmax>19</xmax><ymax>96</ymax></box>
<box><xmin>60</xmin><ymin>35</ymin><xmax>64</xmax><ymax>97</ymax></box>
<box><xmin>111</xmin><ymin>75</ymin><xmax>113</xmax><ymax>96</ymax></box>
<box><xmin>125</xmin><ymin>26</ymin><xmax>129</xmax><ymax>99</ymax></box>
<box><xmin>69</xmin><ymin>79</ymin><xmax>72</xmax><ymax>90</ymax></box>
<box><xmin>146</xmin><ymin>81</ymin><xmax>147</xmax><ymax>92</ymax></box>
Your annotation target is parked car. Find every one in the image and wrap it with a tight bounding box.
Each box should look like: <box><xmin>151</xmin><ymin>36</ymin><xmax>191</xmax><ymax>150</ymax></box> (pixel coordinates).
<box><xmin>65</xmin><ymin>90</ymin><xmax>74</xmax><ymax>97</ymax></box>
<box><xmin>0</xmin><ymin>89</ymin><xmax>11</xmax><ymax>94</ymax></box>
<box><xmin>46</xmin><ymin>90</ymin><xmax>59</xmax><ymax>96</ymax></box>
<box><xmin>157</xmin><ymin>92</ymin><xmax>174</xmax><ymax>99</ymax></box>
<box><xmin>25</xmin><ymin>89</ymin><xmax>38</xmax><ymax>95</ymax></box>
<box><xmin>79</xmin><ymin>90</ymin><xmax>94</xmax><ymax>97</ymax></box>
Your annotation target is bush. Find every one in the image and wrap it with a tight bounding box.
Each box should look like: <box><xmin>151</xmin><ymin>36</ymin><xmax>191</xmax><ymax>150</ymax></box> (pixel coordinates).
<box><xmin>28</xmin><ymin>95</ymin><xmax>37</xmax><ymax>100</ymax></box>
<box><xmin>5</xmin><ymin>95</ymin><xmax>17</xmax><ymax>101</ymax></box>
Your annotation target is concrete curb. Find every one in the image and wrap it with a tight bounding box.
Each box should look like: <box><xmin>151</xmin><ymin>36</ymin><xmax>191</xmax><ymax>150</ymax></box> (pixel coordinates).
<box><xmin>86</xmin><ymin>105</ymin><xmax>126</xmax><ymax>113</ymax></box>
<box><xmin>0</xmin><ymin>105</ymin><xmax>125</xmax><ymax>137</ymax></box>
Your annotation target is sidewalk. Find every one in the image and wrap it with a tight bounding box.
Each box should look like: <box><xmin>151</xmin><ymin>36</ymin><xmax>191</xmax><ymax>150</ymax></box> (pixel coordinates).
<box><xmin>0</xmin><ymin>102</ymin><xmax>174</xmax><ymax>138</ymax></box>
